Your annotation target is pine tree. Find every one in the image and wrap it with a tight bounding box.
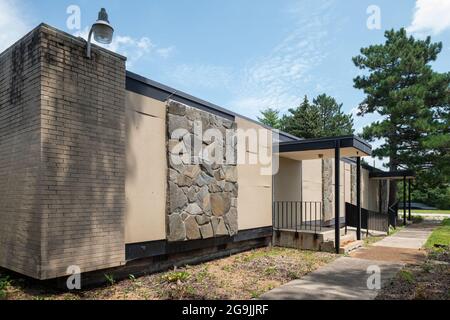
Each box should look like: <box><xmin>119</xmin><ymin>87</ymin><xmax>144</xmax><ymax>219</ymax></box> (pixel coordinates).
<box><xmin>280</xmin><ymin>95</ymin><xmax>354</xmax><ymax>139</ymax></box>
<box><xmin>313</xmin><ymin>94</ymin><xmax>354</xmax><ymax>137</ymax></box>
<box><xmin>257</xmin><ymin>108</ymin><xmax>281</xmax><ymax>129</ymax></box>
<box><xmin>353</xmin><ymin>28</ymin><xmax>450</xmax><ymax>204</ymax></box>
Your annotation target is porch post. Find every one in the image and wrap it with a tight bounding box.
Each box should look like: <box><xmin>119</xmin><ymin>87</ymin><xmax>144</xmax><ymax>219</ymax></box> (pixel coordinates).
<box><xmin>335</xmin><ymin>141</ymin><xmax>341</xmax><ymax>254</ymax></box>
<box><xmin>408</xmin><ymin>179</ymin><xmax>412</xmax><ymax>221</ymax></box>
<box><xmin>403</xmin><ymin>176</ymin><xmax>407</xmax><ymax>226</ymax></box>
<box><xmin>356</xmin><ymin>157</ymin><xmax>361</xmax><ymax>240</ymax></box>
<box><xmin>378</xmin><ymin>180</ymin><xmax>382</xmax><ymax>213</ymax></box>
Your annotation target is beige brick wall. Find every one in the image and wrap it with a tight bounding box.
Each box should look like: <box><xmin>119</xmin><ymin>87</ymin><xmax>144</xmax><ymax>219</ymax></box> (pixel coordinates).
<box><xmin>0</xmin><ymin>28</ymin><xmax>43</xmax><ymax>278</ymax></box>
<box><xmin>0</xmin><ymin>24</ymin><xmax>127</xmax><ymax>280</ymax></box>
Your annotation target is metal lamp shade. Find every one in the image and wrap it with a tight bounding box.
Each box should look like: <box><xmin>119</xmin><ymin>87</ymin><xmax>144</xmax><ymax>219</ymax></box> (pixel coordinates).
<box><xmin>92</xmin><ymin>21</ymin><xmax>114</xmax><ymax>44</ymax></box>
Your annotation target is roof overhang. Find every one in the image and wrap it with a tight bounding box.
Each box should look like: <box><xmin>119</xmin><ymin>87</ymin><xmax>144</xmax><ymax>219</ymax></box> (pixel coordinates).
<box><xmin>275</xmin><ymin>135</ymin><xmax>372</xmax><ymax>161</ymax></box>
<box><xmin>369</xmin><ymin>170</ymin><xmax>415</xmax><ymax>180</ymax></box>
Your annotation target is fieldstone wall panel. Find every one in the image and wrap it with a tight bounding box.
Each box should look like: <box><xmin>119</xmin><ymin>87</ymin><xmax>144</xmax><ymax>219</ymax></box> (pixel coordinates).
<box><xmin>350</xmin><ymin>164</ymin><xmax>357</xmax><ymax>205</ymax></box>
<box><xmin>166</xmin><ymin>101</ymin><xmax>238</xmax><ymax>241</ymax></box>
<box><xmin>322</xmin><ymin>159</ymin><xmax>334</xmax><ymax>222</ymax></box>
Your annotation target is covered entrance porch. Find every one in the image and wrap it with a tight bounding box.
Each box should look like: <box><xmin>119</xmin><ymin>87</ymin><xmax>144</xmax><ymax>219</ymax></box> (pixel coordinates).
<box><xmin>273</xmin><ymin>135</ymin><xmax>372</xmax><ymax>253</ymax></box>
<box><xmin>369</xmin><ymin>170</ymin><xmax>415</xmax><ymax>226</ymax></box>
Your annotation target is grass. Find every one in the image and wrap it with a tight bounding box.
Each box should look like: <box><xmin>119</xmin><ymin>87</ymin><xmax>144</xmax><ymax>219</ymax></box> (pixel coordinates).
<box><xmin>377</xmin><ymin>220</ymin><xmax>450</xmax><ymax>300</ymax></box>
<box><xmin>0</xmin><ymin>274</ymin><xmax>10</xmax><ymax>300</ymax></box>
<box><xmin>399</xmin><ymin>209</ymin><xmax>450</xmax><ymax>215</ymax></box>
<box><xmin>1</xmin><ymin>247</ymin><xmax>337</xmax><ymax>300</ymax></box>
<box><xmin>425</xmin><ymin>218</ymin><xmax>450</xmax><ymax>250</ymax></box>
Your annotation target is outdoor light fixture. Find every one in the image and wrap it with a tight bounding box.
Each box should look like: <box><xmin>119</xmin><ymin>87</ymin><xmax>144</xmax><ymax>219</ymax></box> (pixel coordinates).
<box><xmin>86</xmin><ymin>8</ymin><xmax>114</xmax><ymax>58</ymax></box>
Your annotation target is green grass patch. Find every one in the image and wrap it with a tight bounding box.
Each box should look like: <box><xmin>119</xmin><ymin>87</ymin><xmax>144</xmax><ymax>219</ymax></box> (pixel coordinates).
<box><xmin>398</xmin><ymin>270</ymin><xmax>415</xmax><ymax>284</ymax></box>
<box><xmin>425</xmin><ymin>218</ymin><xmax>450</xmax><ymax>250</ymax></box>
<box><xmin>399</xmin><ymin>209</ymin><xmax>450</xmax><ymax>215</ymax></box>
<box><xmin>239</xmin><ymin>247</ymin><xmax>287</xmax><ymax>262</ymax></box>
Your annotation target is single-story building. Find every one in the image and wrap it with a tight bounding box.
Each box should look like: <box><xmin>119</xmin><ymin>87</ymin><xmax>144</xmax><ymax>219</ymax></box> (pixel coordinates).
<box><xmin>0</xmin><ymin>24</ymin><xmax>412</xmax><ymax>282</ymax></box>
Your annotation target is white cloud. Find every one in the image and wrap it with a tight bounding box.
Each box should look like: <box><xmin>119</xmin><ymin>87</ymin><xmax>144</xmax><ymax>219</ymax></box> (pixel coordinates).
<box><xmin>228</xmin><ymin>1</ymin><xmax>336</xmax><ymax>118</ymax></box>
<box><xmin>407</xmin><ymin>0</ymin><xmax>450</xmax><ymax>37</ymax></box>
<box><xmin>74</xmin><ymin>27</ymin><xmax>173</xmax><ymax>67</ymax></box>
<box><xmin>169</xmin><ymin>64</ymin><xmax>234</xmax><ymax>90</ymax></box>
<box><xmin>0</xmin><ymin>0</ymin><xmax>30</xmax><ymax>53</ymax></box>
<box><xmin>156</xmin><ymin>46</ymin><xmax>175</xmax><ymax>59</ymax></box>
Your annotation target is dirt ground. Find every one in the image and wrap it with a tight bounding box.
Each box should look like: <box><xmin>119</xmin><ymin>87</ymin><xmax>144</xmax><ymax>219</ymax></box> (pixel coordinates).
<box><xmin>350</xmin><ymin>246</ymin><xmax>428</xmax><ymax>264</ymax></box>
<box><xmin>376</xmin><ymin>248</ymin><xmax>450</xmax><ymax>300</ymax></box>
<box><xmin>0</xmin><ymin>247</ymin><xmax>336</xmax><ymax>300</ymax></box>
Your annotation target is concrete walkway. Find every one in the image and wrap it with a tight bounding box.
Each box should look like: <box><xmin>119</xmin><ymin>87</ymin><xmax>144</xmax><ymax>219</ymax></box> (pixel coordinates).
<box><xmin>261</xmin><ymin>222</ymin><xmax>437</xmax><ymax>300</ymax></box>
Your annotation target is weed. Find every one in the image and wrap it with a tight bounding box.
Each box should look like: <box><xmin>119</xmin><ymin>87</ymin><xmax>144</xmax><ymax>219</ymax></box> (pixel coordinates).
<box><xmin>104</xmin><ymin>274</ymin><xmax>115</xmax><ymax>286</ymax></box>
<box><xmin>264</xmin><ymin>267</ymin><xmax>277</xmax><ymax>276</ymax></box>
<box><xmin>398</xmin><ymin>270</ymin><xmax>415</xmax><ymax>284</ymax></box>
<box><xmin>250</xmin><ymin>290</ymin><xmax>262</xmax><ymax>299</ymax></box>
<box><xmin>162</xmin><ymin>271</ymin><xmax>190</xmax><ymax>283</ymax></box>
<box><xmin>0</xmin><ymin>275</ymin><xmax>10</xmax><ymax>299</ymax></box>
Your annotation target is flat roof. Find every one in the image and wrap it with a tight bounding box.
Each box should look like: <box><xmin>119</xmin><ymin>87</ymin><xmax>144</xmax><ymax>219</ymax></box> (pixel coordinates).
<box><xmin>369</xmin><ymin>170</ymin><xmax>415</xmax><ymax>180</ymax></box>
<box><xmin>275</xmin><ymin>135</ymin><xmax>372</xmax><ymax>161</ymax></box>
<box><xmin>126</xmin><ymin>71</ymin><xmax>300</xmax><ymax>143</ymax></box>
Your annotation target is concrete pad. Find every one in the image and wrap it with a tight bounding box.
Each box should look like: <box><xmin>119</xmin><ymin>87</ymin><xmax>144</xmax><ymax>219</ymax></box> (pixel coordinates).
<box><xmin>372</xmin><ymin>237</ymin><xmax>429</xmax><ymax>249</ymax></box>
<box><xmin>373</xmin><ymin>226</ymin><xmax>434</xmax><ymax>249</ymax></box>
<box><xmin>260</xmin><ymin>257</ymin><xmax>403</xmax><ymax>300</ymax></box>
<box><xmin>350</xmin><ymin>246</ymin><xmax>427</xmax><ymax>264</ymax></box>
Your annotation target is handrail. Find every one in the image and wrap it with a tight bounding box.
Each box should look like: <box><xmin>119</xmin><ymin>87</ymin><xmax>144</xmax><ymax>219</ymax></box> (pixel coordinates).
<box><xmin>273</xmin><ymin>201</ymin><xmax>323</xmax><ymax>232</ymax></box>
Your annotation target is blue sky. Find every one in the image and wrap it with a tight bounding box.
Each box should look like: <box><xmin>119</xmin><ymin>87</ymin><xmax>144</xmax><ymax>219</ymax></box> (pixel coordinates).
<box><xmin>1</xmin><ymin>0</ymin><xmax>450</xmax><ymax>167</ymax></box>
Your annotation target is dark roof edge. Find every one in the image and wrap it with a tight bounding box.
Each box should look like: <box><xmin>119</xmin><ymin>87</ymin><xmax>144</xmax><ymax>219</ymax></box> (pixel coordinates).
<box><xmin>369</xmin><ymin>170</ymin><xmax>416</xmax><ymax>179</ymax></box>
<box><xmin>278</xmin><ymin>135</ymin><xmax>372</xmax><ymax>156</ymax></box>
<box><xmin>126</xmin><ymin>71</ymin><xmax>301</xmax><ymax>142</ymax></box>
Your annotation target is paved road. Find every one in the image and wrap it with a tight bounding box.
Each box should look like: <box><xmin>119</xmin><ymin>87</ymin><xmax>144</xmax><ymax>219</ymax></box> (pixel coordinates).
<box><xmin>261</xmin><ymin>222</ymin><xmax>436</xmax><ymax>300</ymax></box>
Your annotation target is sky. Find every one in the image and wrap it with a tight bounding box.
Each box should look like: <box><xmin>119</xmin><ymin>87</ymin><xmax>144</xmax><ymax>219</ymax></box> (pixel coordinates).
<box><xmin>1</xmin><ymin>0</ymin><xmax>450</xmax><ymax>168</ymax></box>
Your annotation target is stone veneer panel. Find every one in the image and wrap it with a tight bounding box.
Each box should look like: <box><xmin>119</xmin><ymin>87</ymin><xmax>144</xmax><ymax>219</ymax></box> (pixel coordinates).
<box><xmin>350</xmin><ymin>164</ymin><xmax>357</xmax><ymax>205</ymax></box>
<box><xmin>166</xmin><ymin>100</ymin><xmax>238</xmax><ymax>241</ymax></box>
<box><xmin>322</xmin><ymin>159</ymin><xmax>334</xmax><ymax>222</ymax></box>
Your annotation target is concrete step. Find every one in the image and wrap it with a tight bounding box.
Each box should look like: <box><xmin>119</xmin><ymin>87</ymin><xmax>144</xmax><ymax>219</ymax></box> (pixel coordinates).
<box><xmin>339</xmin><ymin>240</ymin><xmax>364</xmax><ymax>254</ymax></box>
<box><xmin>340</xmin><ymin>233</ymin><xmax>356</xmax><ymax>243</ymax></box>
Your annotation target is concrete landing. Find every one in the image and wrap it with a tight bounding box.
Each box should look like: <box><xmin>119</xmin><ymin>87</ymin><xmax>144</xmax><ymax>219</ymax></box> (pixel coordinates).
<box><xmin>373</xmin><ymin>223</ymin><xmax>436</xmax><ymax>249</ymax></box>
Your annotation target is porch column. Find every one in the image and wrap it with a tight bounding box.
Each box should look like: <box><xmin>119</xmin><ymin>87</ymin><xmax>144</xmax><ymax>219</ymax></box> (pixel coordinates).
<box><xmin>378</xmin><ymin>180</ymin><xmax>382</xmax><ymax>213</ymax></box>
<box><xmin>403</xmin><ymin>176</ymin><xmax>407</xmax><ymax>226</ymax></box>
<box><xmin>408</xmin><ymin>179</ymin><xmax>412</xmax><ymax>221</ymax></box>
<box><xmin>356</xmin><ymin>157</ymin><xmax>361</xmax><ymax>240</ymax></box>
<box><xmin>335</xmin><ymin>141</ymin><xmax>340</xmax><ymax>254</ymax></box>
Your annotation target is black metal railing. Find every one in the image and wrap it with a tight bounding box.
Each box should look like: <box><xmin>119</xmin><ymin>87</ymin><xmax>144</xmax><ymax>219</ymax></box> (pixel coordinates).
<box><xmin>273</xmin><ymin>201</ymin><xmax>323</xmax><ymax>232</ymax></box>
<box><xmin>345</xmin><ymin>202</ymin><xmax>389</xmax><ymax>234</ymax></box>
<box><xmin>388</xmin><ymin>201</ymin><xmax>399</xmax><ymax>229</ymax></box>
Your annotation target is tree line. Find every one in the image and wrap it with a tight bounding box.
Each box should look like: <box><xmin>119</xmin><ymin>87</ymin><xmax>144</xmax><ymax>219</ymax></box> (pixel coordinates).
<box><xmin>258</xmin><ymin>29</ymin><xmax>450</xmax><ymax>209</ymax></box>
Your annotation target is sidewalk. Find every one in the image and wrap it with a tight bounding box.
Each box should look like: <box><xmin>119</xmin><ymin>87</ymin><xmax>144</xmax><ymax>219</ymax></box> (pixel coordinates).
<box><xmin>260</xmin><ymin>222</ymin><xmax>437</xmax><ymax>300</ymax></box>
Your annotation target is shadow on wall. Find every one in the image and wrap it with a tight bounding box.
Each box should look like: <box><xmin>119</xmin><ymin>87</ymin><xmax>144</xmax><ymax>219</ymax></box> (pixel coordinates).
<box><xmin>0</xmin><ymin>28</ymin><xmax>42</xmax><ymax>278</ymax></box>
<box><xmin>37</xmin><ymin>26</ymin><xmax>126</xmax><ymax>279</ymax></box>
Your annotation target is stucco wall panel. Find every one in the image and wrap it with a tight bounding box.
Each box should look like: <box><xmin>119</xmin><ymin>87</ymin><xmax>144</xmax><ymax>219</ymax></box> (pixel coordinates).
<box><xmin>236</xmin><ymin>117</ymin><xmax>273</xmax><ymax>231</ymax></box>
<box><xmin>274</xmin><ymin>158</ymin><xmax>302</xmax><ymax>202</ymax></box>
<box><xmin>125</xmin><ymin>92</ymin><xmax>167</xmax><ymax>244</ymax></box>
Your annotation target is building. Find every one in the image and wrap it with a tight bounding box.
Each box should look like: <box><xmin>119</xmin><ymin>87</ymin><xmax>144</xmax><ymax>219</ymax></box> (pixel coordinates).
<box><xmin>0</xmin><ymin>24</ymin><xmax>412</xmax><ymax>282</ymax></box>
